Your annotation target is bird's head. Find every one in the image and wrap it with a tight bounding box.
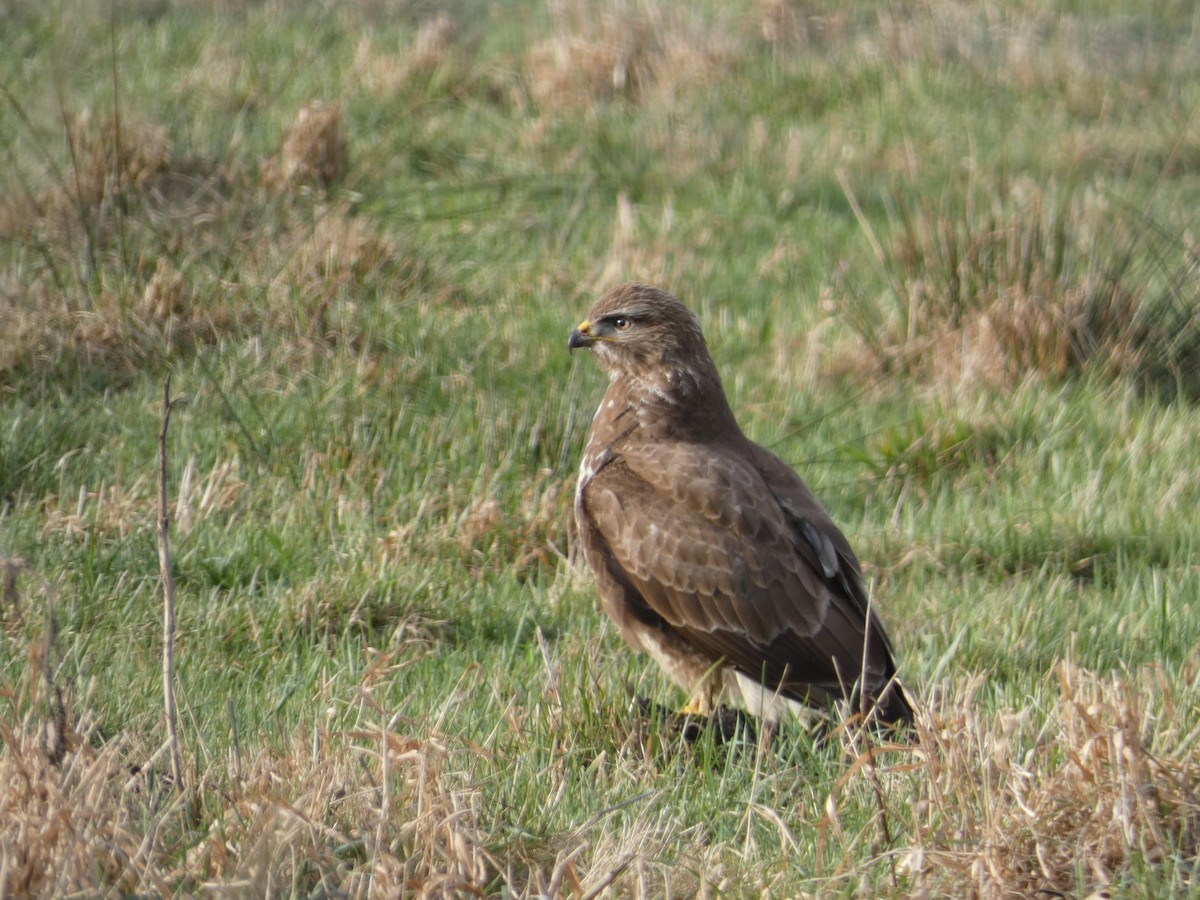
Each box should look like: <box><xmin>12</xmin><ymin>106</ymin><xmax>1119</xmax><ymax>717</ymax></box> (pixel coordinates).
<box><xmin>569</xmin><ymin>283</ymin><xmax>718</xmax><ymax>393</ymax></box>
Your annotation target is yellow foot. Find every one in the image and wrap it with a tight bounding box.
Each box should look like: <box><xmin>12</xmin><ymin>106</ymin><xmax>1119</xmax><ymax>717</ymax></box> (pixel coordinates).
<box><xmin>679</xmin><ymin>696</ymin><xmax>708</xmax><ymax>717</ymax></box>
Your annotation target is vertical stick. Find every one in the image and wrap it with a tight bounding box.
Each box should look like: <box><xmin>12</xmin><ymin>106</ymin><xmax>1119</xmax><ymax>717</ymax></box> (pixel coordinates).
<box><xmin>158</xmin><ymin>375</ymin><xmax>184</xmax><ymax>791</ymax></box>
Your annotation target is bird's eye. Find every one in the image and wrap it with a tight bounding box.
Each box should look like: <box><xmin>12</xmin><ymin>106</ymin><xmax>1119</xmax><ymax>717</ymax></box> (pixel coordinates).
<box><xmin>613</xmin><ymin>317</ymin><xmax>631</xmax><ymax>330</ymax></box>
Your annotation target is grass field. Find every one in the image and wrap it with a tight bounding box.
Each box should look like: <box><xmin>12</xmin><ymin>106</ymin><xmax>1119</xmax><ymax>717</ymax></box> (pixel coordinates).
<box><xmin>3</xmin><ymin>0</ymin><xmax>1200</xmax><ymax>895</ymax></box>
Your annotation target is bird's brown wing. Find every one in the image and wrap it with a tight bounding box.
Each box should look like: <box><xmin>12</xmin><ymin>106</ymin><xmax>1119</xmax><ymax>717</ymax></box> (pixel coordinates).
<box><xmin>745</xmin><ymin>442</ymin><xmax>902</xmax><ymax>660</ymax></box>
<box><xmin>581</xmin><ymin>440</ymin><xmax>892</xmax><ymax>707</ymax></box>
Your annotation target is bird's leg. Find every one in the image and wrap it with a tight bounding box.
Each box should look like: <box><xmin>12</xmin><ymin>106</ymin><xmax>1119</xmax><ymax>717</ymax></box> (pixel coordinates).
<box><xmin>678</xmin><ymin>695</ymin><xmax>709</xmax><ymax>716</ymax></box>
<box><xmin>680</xmin><ymin>673</ymin><xmax>722</xmax><ymax>717</ymax></box>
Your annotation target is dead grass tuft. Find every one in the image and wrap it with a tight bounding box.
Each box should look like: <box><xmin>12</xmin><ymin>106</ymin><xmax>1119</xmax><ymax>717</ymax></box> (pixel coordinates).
<box><xmin>0</xmin><ymin>724</ymin><xmax>162</xmax><ymax>896</ymax></box>
<box><xmin>173</xmin><ymin>455</ymin><xmax>248</xmax><ymax>536</ymax></box>
<box><xmin>0</xmin><ymin>621</ymin><xmax>703</xmax><ymax>897</ymax></box>
<box><xmin>524</xmin><ymin>1</ymin><xmax>736</xmax><ymax>113</ymax></box>
<box><xmin>0</xmin><ymin>110</ymin><xmax>245</xmax><ymax>381</ymax></box>
<box><xmin>755</xmin><ymin>0</ymin><xmax>849</xmax><ymax>49</ymax></box>
<box><xmin>139</xmin><ymin>256</ymin><xmax>192</xmax><ymax>323</ymax></box>
<box><xmin>890</xmin><ymin>663</ymin><xmax>1200</xmax><ymax>897</ymax></box>
<box><xmin>0</xmin><ymin>623</ymin><xmax>154</xmax><ymax>897</ymax></box>
<box><xmin>0</xmin><ymin>111</ymin><xmax>168</xmax><ymax>252</ymax></box>
<box><xmin>592</xmin><ymin>191</ymin><xmax>678</xmax><ymax>290</ymax></box>
<box><xmin>355</xmin><ymin>13</ymin><xmax>475</xmax><ymax>97</ymax></box>
<box><xmin>837</xmin><ymin>180</ymin><xmax>1200</xmax><ymax>397</ymax></box>
<box><xmin>0</xmin><ymin>276</ymin><xmax>58</xmax><ymax>376</ymax></box>
<box><xmin>257</xmin><ymin>203</ymin><xmax>420</xmax><ymax>349</ymax></box>
<box><xmin>40</xmin><ymin>477</ymin><xmax>154</xmax><ymax>541</ymax></box>
<box><xmin>0</xmin><ymin>714</ymin><xmax>495</xmax><ymax>895</ymax></box>
<box><xmin>453</xmin><ymin>468</ymin><xmax>573</xmax><ymax>577</ymax></box>
<box><xmin>0</xmin><ymin>616</ymin><xmax>492</xmax><ymax>896</ymax></box>
<box><xmin>0</xmin><ymin>276</ymin><xmax>208</xmax><ymax>385</ymax></box>
<box><xmin>181</xmin><ymin>725</ymin><xmax>495</xmax><ymax>896</ymax></box>
<box><xmin>66</xmin><ymin>274</ymin><xmax>212</xmax><ymax>379</ymax></box>
<box><xmin>63</xmin><ymin>110</ymin><xmax>170</xmax><ymax>216</ymax></box>
<box><xmin>290</xmin><ymin>204</ymin><xmax>401</xmax><ymax>287</ymax></box>
<box><xmin>263</xmin><ymin>100</ymin><xmax>347</xmax><ymax>192</ymax></box>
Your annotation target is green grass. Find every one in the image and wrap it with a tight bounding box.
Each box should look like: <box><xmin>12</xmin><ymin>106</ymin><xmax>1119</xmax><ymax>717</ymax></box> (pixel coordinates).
<box><xmin>2</xmin><ymin>0</ymin><xmax>1200</xmax><ymax>895</ymax></box>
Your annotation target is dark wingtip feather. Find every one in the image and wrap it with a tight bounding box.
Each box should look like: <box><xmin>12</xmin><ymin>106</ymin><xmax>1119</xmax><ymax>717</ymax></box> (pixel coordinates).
<box><xmin>869</xmin><ymin>682</ymin><xmax>915</xmax><ymax>728</ymax></box>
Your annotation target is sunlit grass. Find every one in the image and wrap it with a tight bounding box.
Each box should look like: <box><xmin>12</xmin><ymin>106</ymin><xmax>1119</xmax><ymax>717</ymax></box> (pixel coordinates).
<box><xmin>1</xmin><ymin>0</ymin><xmax>1199</xmax><ymax>895</ymax></box>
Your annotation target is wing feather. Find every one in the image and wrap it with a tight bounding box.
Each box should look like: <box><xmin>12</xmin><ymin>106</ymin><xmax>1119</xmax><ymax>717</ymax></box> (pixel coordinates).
<box><xmin>579</xmin><ymin>437</ymin><xmax>906</xmax><ymax>710</ymax></box>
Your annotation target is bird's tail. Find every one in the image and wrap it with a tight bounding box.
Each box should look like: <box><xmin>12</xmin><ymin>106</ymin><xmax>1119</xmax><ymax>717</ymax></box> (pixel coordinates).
<box><xmin>858</xmin><ymin>679</ymin><xmax>915</xmax><ymax>729</ymax></box>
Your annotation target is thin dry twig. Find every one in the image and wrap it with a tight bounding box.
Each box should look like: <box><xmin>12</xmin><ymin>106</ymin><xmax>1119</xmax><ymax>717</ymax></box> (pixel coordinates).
<box><xmin>157</xmin><ymin>375</ymin><xmax>185</xmax><ymax>791</ymax></box>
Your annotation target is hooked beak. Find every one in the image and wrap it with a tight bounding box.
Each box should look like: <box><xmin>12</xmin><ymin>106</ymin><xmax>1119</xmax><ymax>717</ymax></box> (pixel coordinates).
<box><xmin>568</xmin><ymin>319</ymin><xmax>596</xmax><ymax>353</ymax></box>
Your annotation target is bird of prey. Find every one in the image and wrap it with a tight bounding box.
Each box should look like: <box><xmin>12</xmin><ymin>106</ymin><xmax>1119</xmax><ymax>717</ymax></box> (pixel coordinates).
<box><xmin>569</xmin><ymin>283</ymin><xmax>912</xmax><ymax>727</ymax></box>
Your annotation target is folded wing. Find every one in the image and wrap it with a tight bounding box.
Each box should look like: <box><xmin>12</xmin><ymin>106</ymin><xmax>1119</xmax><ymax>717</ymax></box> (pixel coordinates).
<box><xmin>581</xmin><ymin>440</ymin><xmax>904</xmax><ymax>713</ymax></box>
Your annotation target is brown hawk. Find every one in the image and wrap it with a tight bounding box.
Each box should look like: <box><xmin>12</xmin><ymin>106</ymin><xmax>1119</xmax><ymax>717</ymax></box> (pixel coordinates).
<box><xmin>569</xmin><ymin>283</ymin><xmax>912</xmax><ymax>726</ymax></box>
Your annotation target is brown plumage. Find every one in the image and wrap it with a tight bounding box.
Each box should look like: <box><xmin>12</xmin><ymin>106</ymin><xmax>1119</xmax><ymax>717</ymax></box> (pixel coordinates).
<box><xmin>570</xmin><ymin>283</ymin><xmax>912</xmax><ymax>726</ymax></box>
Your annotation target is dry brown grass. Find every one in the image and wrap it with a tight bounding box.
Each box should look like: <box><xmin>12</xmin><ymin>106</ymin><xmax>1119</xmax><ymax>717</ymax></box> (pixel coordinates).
<box><xmin>4</xmin><ymin>600</ymin><xmax>1197</xmax><ymax>897</ymax></box>
<box><xmin>0</xmin><ymin>276</ymin><xmax>60</xmax><ymax>376</ymax></box>
<box><xmin>872</xmin><ymin>1</ymin><xmax>1187</xmax><ymax>115</ymax></box>
<box><xmin>243</xmin><ymin>202</ymin><xmax>430</xmax><ymax>355</ymax></box>
<box><xmin>754</xmin><ymin>0</ymin><xmax>851</xmax><ymax>50</ymax></box>
<box><xmin>0</xmin><ymin>110</ymin><xmax>162</xmax><ymax>258</ymax></box>
<box><xmin>890</xmin><ymin>662</ymin><xmax>1200</xmax><ymax>897</ymax></box>
<box><xmin>354</xmin><ymin>12</ymin><xmax>479</xmax><ymax>99</ymax></box>
<box><xmin>263</xmin><ymin>100</ymin><xmax>348</xmax><ymax>192</ymax></box>
<box><xmin>597</xmin><ymin>191</ymin><xmax>665</xmax><ymax>287</ymax></box>
<box><xmin>0</xmin><ymin>276</ymin><xmax>211</xmax><ymax>384</ymax></box>
<box><xmin>524</xmin><ymin>0</ymin><xmax>737</xmax><ymax>114</ymax></box>
<box><xmin>0</xmin><ymin>111</ymin><xmax>237</xmax><ymax>381</ymax></box>
<box><xmin>0</xmin><ymin>102</ymin><xmax>415</xmax><ymax>382</ymax></box>
<box><xmin>0</xmin><ymin>605</ymin><xmax>497</xmax><ymax>896</ymax></box>
<box><xmin>35</xmin><ymin>454</ymin><xmax>247</xmax><ymax>545</ymax></box>
<box><xmin>454</xmin><ymin>468</ymin><xmax>573</xmax><ymax>578</ymax></box>
<box><xmin>0</xmin><ymin>163</ymin><xmax>433</xmax><ymax>390</ymax></box>
<box><xmin>0</xmin><ymin>624</ymin><xmax>705</xmax><ymax>897</ymax></box>
<box><xmin>0</xmin><ymin>713</ymin><xmax>494</xmax><ymax>895</ymax></box>
<box><xmin>63</xmin><ymin>110</ymin><xmax>170</xmax><ymax>227</ymax></box>
<box><xmin>589</xmin><ymin>191</ymin><xmax>695</xmax><ymax>294</ymax></box>
<box><xmin>834</xmin><ymin>180</ymin><xmax>1200</xmax><ymax>397</ymax></box>
<box><xmin>139</xmin><ymin>256</ymin><xmax>193</xmax><ymax>323</ymax></box>
<box><xmin>0</xmin><ymin>111</ymin><xmax>168</xmax><ymax>253</ymax></box>
<box><xmin>0</xmin><ymin>630</ymin><xmax>148</xmax><ymax>897</ymax></box>
<box><xmin>40</xmin><ymin>477</ymin><xmax>154</xmax><ymax>543</ymax></box>
<box><xmin>286</xmin><ymin>204</ymin><xmax>401</xmax><ymax>289</ymax></box>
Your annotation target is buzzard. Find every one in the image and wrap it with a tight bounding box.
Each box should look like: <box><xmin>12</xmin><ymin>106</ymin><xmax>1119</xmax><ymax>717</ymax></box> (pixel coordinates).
<box><xmin>569</xmin><ymin>283</ymin><xmax>912</xmax><ymax>726</ymax></box>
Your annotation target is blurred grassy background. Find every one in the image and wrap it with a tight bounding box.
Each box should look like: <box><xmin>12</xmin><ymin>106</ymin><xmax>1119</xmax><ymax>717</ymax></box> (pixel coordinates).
<box><xmin>2</xmin><ymin>0</ymin><xmax>1199</xmax><ymax>895</ymax></box>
